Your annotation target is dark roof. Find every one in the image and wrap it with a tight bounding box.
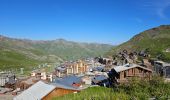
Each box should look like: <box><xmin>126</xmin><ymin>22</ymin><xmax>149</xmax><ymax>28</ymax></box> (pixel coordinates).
<box><xmin>54</xmin><ymin>75</ymin><xmax>82</xmax><ymax>86</ymax></box>
<box><xmin>52</xmin><ymin>75</ymin><xmax>83</xmax><ymax>90</ymax></box>
<box><xmin>51</xmin><ymin>83</ymin><xmax>81</xmax><ymax>91</ymax></box>
<box><xmin>92</xmin><ymin>75</ymin><xmax>108</xmax><ymax>82</ymax></box>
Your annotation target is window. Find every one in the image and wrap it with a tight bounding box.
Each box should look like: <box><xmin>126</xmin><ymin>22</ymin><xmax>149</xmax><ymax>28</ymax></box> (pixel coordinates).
<box><xmin>139</xmin><ymin>68</ymin><xmax>142</xmax><ymax>73</ymax></box>
<box><xmin>124</xmin><ymin>71</ymin><xmax>126</xmax><ymax>78</ymax></box>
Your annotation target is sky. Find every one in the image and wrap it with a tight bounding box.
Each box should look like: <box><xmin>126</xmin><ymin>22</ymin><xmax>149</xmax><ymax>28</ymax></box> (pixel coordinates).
<box><xmin>0</xmin><ymin>0</ymin><xmax>170</xmax><ymax>45</ymax></box>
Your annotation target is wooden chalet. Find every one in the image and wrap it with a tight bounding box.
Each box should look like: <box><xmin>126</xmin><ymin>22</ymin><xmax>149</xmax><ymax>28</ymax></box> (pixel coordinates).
<box><xmin>113</xmin><ymin>63</ymin><xmax>152</xmax><ymax>83</ymax></box>
<box><xmin>14</xmin><ymin>80</ymin><xmax>84</xmax><ymax>100</ymax></box>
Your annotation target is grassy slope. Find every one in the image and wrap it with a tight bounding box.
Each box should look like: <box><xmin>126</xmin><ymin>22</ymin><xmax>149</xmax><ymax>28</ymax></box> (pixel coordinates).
<box><xmin>0</xmin><ymin>50</ymin><xmax>41</xmax><ymax>70</ymax></box>
<box><xmin>107</xmin><ymin>25</ymin><xmax>170</xmax><ymax>61</ymax></box>
<box><xmin>0</xmin><ymin>36</ymin><xmax>112</xmax><ymax>70</ymax></box>
<box><xmin>53</xmin><ymin>77</ymin><xmax>170</xmax><ymax>100</ymax></box>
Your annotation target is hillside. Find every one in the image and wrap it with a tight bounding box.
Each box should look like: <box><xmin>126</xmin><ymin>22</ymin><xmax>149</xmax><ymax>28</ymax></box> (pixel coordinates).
<box><xmin>107</xmin><ymin>25</ymin><xmax>170</xmax><ymax>61</ymax></box>
<box><xmin>0</xmin><ymin>35</ymin><xmax>112</xmax><ymax>70</ymax></box>
<box><xmin>53</xmin><ymin>77</ymin><xmax>170</xmax><ymax>100</ymax></box>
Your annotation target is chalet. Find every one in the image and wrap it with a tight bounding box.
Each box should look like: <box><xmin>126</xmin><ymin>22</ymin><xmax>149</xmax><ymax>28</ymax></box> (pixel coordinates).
<box><xmin>13</xmin><ymin>81</ymin><xmax>56</xmax><ymax>100</ymax></box>
<box><xmin>112</xmin><ymin>63</ymin><xmax>152</xmax><ymax>83</ymax></box>
<box><xmin>154</xmin><ymin>61</ymin><xmax>170</xmax><ymax>78</ymax></box>
<box><xmin>43</xmin><ymin>83</ymin><xmax>81</xmax><ymax>100</ymax></box>
<box><xmin>13</xmin><ymin>76</ymin><xmax>85</xmax><ymax>100</ymax></box>
<box><xmin>44</xmin><ymin>75</ymin><xmax>87</xmax><ymax>100</ymax></box>
<box><xmin>14</xmin><ymin>81</ymin><xmax>81</xmax><ymax>100</ymax></box>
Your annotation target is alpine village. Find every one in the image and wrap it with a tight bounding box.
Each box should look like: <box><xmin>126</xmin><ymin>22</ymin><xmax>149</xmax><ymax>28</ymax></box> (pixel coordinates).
<box><xmin>0</xmin><ymin>25</ymin><xmax>170</xmax><ymax>100</ymax></box>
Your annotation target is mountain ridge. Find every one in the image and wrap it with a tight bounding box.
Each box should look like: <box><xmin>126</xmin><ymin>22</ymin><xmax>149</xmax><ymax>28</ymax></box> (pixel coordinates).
<box><xmin>0</xmin><ymin>35</ymin><xmax>112</xmax><ymax>70</ymax></box>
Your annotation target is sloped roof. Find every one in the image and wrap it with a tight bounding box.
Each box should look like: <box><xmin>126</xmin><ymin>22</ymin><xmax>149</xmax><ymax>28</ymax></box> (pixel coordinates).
<box><xmin>54</xmin><ymin>75</ymin><xmax>82</xmax><ymax>86</ymax></box>
<box><xmin>52</xmin><ymin>75</ymin><xmax>85</xmax><ymax>90</ymax></box>
<box><xmin>92</xmin><ymin>75</ymin><xmax>108</xmax><ymax>83</ymax></box>
<box><xmin>114</xmin><ymin>63</ymin><xmax>152</xmax><ymax>73</ymax></box>
<box><xmin>13</xmin><ymin>81</ymin><xmax>56</xmax><ymax>100</ymax></box>
<box><xmin>51</xmin><ymin>83</ymin><xmax>82</xmax><ymax>91</ymax></box>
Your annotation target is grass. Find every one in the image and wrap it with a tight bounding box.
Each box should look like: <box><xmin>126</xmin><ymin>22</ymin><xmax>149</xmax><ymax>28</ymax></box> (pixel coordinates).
<box><xmin>0</xmin><ymin>50</ymin><xmax>40</xmax><ymax>66</ymax></box>
<box><xmin>0</xmin><ymin>38</ymin><xmax>112</xmax><ymax>72</ymax></box>
<box><xmin>53</xmin><ymin>76</ymin><xmax>170</xmax><ymax>100</ymax></box>
<box><xmin>53</xmin><ymin>87</ymin><xmax>130</xmax><ymax>100</ymax></box>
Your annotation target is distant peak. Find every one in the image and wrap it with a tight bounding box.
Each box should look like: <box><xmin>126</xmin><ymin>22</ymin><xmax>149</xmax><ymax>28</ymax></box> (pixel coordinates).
<box><xmin>52</xmin><ymin>38</ymin><xmax>67</xmax><ymax>43</ymax></box>
<box><xmin>56</xmin><ymin>38</ymin><xmax>66</xmax><ymax>41</ymax></box>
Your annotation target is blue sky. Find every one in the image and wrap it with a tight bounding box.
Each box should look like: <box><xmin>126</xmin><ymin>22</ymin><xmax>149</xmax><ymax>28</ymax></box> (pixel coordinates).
<box><xmin>0</xmin><ymin>0</ymin><xmax>170</xmax><ymax>45</ymax></box>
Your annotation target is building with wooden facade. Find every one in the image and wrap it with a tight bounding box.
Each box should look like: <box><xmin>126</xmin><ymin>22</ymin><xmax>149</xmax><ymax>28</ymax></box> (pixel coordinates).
<box><xmin>13</xmin><ymin>80</ymin><xmax>83</xmax><ymax>100</ymax></box>
<box><xmin>113</xmin><ymin>64</ymin><xmax>152</xmax><ymax>83</ymax></box>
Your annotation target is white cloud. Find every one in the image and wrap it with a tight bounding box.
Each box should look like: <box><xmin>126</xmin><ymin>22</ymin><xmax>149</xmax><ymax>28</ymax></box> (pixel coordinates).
<box><xmin>142</xmin><ymin>0</ymin><xmax>170</xmax><ymax>19</ymax></box>
<box><xmin>156</xmin><ymin>0</ymin><xmax>170</xmax><ymax>19</ymax></box>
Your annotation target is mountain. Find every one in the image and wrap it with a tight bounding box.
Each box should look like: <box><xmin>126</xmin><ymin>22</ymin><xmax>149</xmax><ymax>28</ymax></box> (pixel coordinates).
<box><xmin>0</xmin><ymin>35</ymin><xmax>112</xmax><ymax>70</ymax></box>
<box><xmin>107</xmin><ymin>25</ymin><xmax>170</xmax><ymax>61</ymax></box>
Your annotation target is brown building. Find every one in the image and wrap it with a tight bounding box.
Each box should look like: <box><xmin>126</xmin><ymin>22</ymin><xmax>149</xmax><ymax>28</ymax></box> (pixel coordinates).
<box><xmin>56</xmin><ymin>60</ymin><xmax>88</xmax><ymax>77</ymax></box>
<box><xmin>43</xmin><ymin>83</ymin><xmax>81</xmax><ymax>100</ymax></box>
<box><xmin>13</xmin><ymin>81</ymin><xmax>82</xmax><ymax>100</ymax></box>
<box><xmin>67</xmin><ymin>60</ymin><xmax>88</xmax><ymax>75</ymax></box>
<box><xmin>113</xmin><ymin>64</ymin><xmax>152</xmax><ymax>83</ymax></box>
